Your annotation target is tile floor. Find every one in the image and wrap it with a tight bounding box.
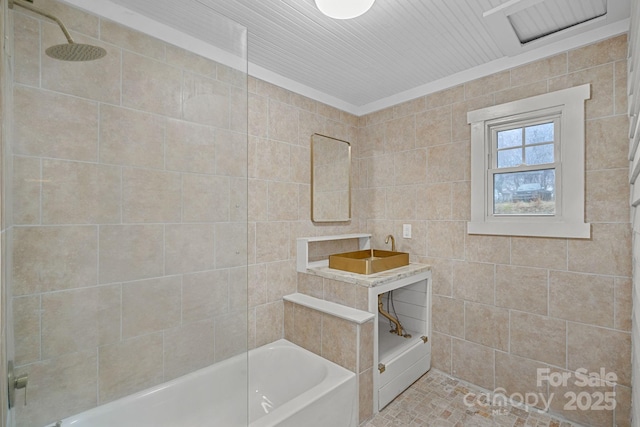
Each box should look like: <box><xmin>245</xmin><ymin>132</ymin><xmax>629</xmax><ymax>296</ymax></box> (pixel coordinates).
<box><xmin>363</xmin><ymin>370</ymin><xmax>583</xmax><ymax>427</ymax></box>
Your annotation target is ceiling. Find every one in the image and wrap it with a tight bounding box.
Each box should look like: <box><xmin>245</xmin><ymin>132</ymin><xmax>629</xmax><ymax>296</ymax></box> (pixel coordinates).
<box><xmin>77</xmin><ymin>0</ymin><xmax>630</xmax><ymax>115</ymax></box>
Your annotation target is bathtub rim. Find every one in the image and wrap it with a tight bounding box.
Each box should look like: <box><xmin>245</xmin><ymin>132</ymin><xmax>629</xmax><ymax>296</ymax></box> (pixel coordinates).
<box><xmin>249</xmin><ymin>339</ymin><xmax>357</xmax><ymax>427</ymax></box>
<box><xmin>48</xmin><ymin>338</ymin><xmax>356</xmax><ymax>427</ymax></box>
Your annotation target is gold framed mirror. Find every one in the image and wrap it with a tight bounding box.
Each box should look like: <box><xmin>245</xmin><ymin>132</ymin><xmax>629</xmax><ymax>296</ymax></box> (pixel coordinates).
<box><xmin>311</xmin><ymin>134</ymin><xmax>351</xmax><ymax>222</ymax></box>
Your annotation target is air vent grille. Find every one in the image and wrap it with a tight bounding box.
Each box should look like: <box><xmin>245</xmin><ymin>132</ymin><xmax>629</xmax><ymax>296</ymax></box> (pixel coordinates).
<box><xmin>508</xmin><ymin>0</ymin><xmax>607</xmax><ymax>44</ymax></box>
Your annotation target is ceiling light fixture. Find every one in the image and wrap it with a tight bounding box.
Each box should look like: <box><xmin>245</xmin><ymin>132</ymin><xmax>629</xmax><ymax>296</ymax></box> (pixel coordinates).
<box><xmin>315</xmin><ymin>0</ymin><xmax>375</xmax><ymax>19</ymax></box>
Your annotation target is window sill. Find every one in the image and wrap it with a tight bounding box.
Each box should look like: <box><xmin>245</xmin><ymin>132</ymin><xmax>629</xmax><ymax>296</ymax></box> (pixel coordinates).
<box><xmin>467</xmin><ymin>221</ymin><xmax>591</xmax><ymax>239</ymax></box>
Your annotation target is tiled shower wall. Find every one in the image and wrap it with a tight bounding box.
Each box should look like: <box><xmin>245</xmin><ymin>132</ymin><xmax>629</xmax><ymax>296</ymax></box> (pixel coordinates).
<box><xmin>357</xmin><ymin>34</ymin><xmax>632</xmax><ymax>427</ymax></box>
<box><xmin>246</xmin><ymin>79</ymin><xmax>361</xmax><ymax>348</ymax></box>
<box><xmin>9</xmin><ymin>1</ymin><xmax>247</xmax><ymax>426</ymax></box>
<box><xmin>5</xmin><ymin>3</ymin><xmax>634</xmax><ymax>427</ymax></box>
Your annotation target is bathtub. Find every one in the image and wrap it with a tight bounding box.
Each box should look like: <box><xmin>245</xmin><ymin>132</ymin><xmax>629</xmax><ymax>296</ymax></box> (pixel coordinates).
<box><xmin>49</xmin><ymin>339</ymin><xmax>357</xmax><ymax>427</ymax></box>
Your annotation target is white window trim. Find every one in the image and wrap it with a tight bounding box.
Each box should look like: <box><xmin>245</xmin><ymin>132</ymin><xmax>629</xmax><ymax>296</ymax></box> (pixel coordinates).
<box><xmin>467</xmin><ymin>84</ymin><xmax>591</xmax><ymax>239</ymax></box>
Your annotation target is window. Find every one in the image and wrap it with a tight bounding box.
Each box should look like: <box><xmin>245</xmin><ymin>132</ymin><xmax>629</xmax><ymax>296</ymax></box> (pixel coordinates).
<box><xmin>467</xmin><ymin>84</ymin><xmax>590</xmax><ymax>238</ymax></box>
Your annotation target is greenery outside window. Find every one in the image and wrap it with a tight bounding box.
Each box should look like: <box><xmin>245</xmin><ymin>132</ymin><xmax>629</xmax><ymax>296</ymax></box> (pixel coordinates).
<box><xmin>467</xmin><ymin>84</ymin><xmax>590</xmax><ymax>238</ymax></box>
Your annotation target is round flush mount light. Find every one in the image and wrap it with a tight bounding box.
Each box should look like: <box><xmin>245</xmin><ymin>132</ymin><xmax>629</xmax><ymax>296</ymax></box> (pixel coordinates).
<box><xmin>315</xmin><ymin>0</ymin><xmax>375</xmax><ymax>19</ymax></box>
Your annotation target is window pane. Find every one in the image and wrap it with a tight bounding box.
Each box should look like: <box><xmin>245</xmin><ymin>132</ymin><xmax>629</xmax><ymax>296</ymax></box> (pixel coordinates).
<box><xmin>525</xmin><ymin>143</ymin><xmax>554</xmax><ymax>165</ymax></box>
<box><xmin>525</xmin><ymin>122</ymin><xmax>553</xmax><ymax>144</ymax></box>
<box><xmin>497</xmin><ymin>147</ymin><xmax>522</xmax><ymax>168</ymax></box>
<box><xmin>493</xmin><ymin>169</ymin><xmax>555</xmax><ymax>215</ymax></box>
<box><xmin>497</xmin><ymin>128</ymin><xmax>522</xmax><ymax>149</ymax></box>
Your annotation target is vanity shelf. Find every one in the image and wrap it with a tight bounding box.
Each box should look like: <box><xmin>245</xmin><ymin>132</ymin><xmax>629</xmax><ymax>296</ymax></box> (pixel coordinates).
<box><xmin>296</xmin><ymin>233</ymin><xmax>371</xmax><ymax>272</ymax></box>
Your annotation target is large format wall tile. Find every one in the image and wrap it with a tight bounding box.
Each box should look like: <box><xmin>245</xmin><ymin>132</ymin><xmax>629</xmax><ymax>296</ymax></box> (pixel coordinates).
<box><xmin>464</xmin><ymin>302</ymin><xmax>509</xmax><ymax>351</ymax></box>
<box><xmin>122</xmin><ymin>51</ymin><xmax>182</xmax><ymax>118</ymax></box>
<box><xmin>122</xmin><ymin>168</ymin><xmax>182</xmax><ymax>223</ymax></box>
<box><xmin>99</xmin><ymin>104</ymin><xmax>165</xmax><ymax>169</ymax></box>
<box><xmin>98</xmin><ymin>334</ymin><xmax>163</xmax><ymax>403</ymax></box>
<box><xmin>164</xmin><ymin>224</ymin><xmax>215</xmax><ymax>274</ymax></box>
<box><xmin>494</xmin><ymin>352</ymin><xmax>549</xmax><ymax>409</ymax></box>
<box><xmin>163</xmin><ymin>320</ymin><xmax>215</xmax><ymax>381</ymax></box>
<box><xmin>99</xmin><ymin>19</ymin><xmax>166</xmax><ymax>61</ymax></box>
<box><xmin>14</xmin><ymin>86</ymin><xmax>99</xmax><ymax>161</ymax></box>
<box><xmin>452</xmin><ymin>261</ymin><xmax>494</xmax><ymax>305</ymax></box>
<box><xmin>451</xmin><ymin>339</ymin><xmax>494</xmax><ymax>390</ymax></box>
<box><xmin>183</xmin><ymin>72</ymin><xmax>230</xmax><ymax>128</ymax></box>
<box><xmin>182</xmin><ymin>174</ymin><xmax>230</xmax><ymax>222</ymax></box>
<box><xmin>122</xmin><ymin>276</ymin><xmax>181</xmax><ymax>339</ymax></box>
<box><xmin>322</xmin><ymin>314</ymin><xmax>357</xmax><ymax>372</ymax></box>
<box><xmin>567</xmin><ymin>322</ymin><xmax>631</xmax><ymax>386</ymax></box>
<box><xmin>495</xmin><ymin>265</ymin><xmax>548</xmax><ymax>315</ymax></box>
<box><xmin>214</xmin><ymin>311</ymin><xmax>248</xmax><ymax>362</ymax></box>
<box><xmin>510</xmin><ymin>53</ymin><xmax>567</xmax><ymax>86</ymax></box>
<box><xmin>416</xmin><ymin>106</ymin><xmax>452</xmax><ymax>146</ymax></box>
<box><xmin>568</xmin><ymin>223</ymin><xmax>632</xmax><ymax>276</ymax></box>
<box><xmin>42</xmin><ymin>160</ymin><xmax>121</xmax><ymax>224</ymax></box>
<box><xmin>12</xmin><ymin>226</ymin><xmax>98</xmax><ymax>295</ymax></box>
<box><xmin>13</xmin><ymin>13</ymin><xmax>40</xmax><ymax>86</ymax></box>
<box><xmin>182</xmin><ymin>270</ymin><xmax>229</xmax><ymax>322</ymax></box>
<box><xmin>13</xmin><ymin>296</ymin><xmax>41</xmax><ymax>366</ymax></box>
<box><xmin>510</xmin><ymin>312</ymin><xmax>566</xmax><ymax>367</ymax></box>
<box><xmin>98</xmin><ymin>225</ymin><xmax>163</xmax><ymax>284</ymax></box>
<box><xmin>465</xmin><ymin>234</ymin><xmax>510</xmax><ymax>264</ymax></box>
<box><xmin>12</xmin><ymin>156</ymin><xmax>41</xmax><ymax>225</ymax></box>
<box><xmin>432</xmin><ymin>295</ymin><xmax>464</xmax><ymax>338</ymax></box>
<box><xmin>10</xmin><ymin>6</ymin><xmax>250</xmax><ymax>426</ymax></box>
<box><xmin>165</xmin><ymin>119</ymin><xmax>216</xmax><ymax>174</ymax></box>
<box><xmin>549</xmin><ymin>271</ymin><xmax>614</xmax><ymax>327</ymax></box>
<box><xmin>255</xmin><ymin>301</ymin><xmax>284</xmax><ymax>347</ymax></box>
<box><xmin>42</xmin><ymin>285</ymin><xmax>120</xmax><ymax>358</ymax></box>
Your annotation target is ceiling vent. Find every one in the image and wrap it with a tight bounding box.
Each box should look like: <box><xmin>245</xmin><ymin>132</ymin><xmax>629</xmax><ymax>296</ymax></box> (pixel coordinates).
<box><xmin>483</xmin><ymin>0</ymin><xmax>628</xmax><ymax>56</ymax></box>
<box><xmin>508</xmin><ymin>0</ymin><xmax>607</xmax><ymax>43</ymax></box>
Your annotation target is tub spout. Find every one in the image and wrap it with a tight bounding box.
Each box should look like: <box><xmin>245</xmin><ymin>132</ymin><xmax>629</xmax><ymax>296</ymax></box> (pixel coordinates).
<box><xmin>384</xmin><ymin>234</ymin><xmax>396</xmax><ymax>252</ymax></box>
<box><xmin>378</xmin><ymin>293</ymin><xmax>403</xmax><ymax>336</ymax></box>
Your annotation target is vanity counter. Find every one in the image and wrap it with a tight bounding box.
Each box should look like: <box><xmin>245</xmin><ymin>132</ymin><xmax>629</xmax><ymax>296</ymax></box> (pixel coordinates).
<box><xmin>305</xmin><ymin>263</ymin><xmax>431</xmax><ymax>288</ymax></box>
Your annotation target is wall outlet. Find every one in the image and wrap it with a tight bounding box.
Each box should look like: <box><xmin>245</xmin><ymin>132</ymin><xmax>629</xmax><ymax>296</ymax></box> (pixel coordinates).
<box><xmin>402</xmin><ymin>224</ymin><xmax>412</xmax><ymax>238</ymax></box>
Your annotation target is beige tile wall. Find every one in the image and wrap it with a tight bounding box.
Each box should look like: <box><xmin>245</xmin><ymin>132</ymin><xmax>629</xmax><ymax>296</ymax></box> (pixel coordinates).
<box><xmin>283</xmin><ymin>300</ymin><xmax>374</xmax><ymax>423</ymax></box>
<box><xmin>5</xmin><ymin>2</ymin><xmax>633</xmax><ymax>427</ymax></box>
<box><xmin>247</xmin><ymin>76</ymin><xmax>361</xmax><ymax>351</ymax></box>
<box><xmin>10</xmin><ymin>1</ymin><xmax>247</xmax><ymax>425</ymax></box>
<box><xmin>357</xmin><ymin>34</ymin><xmax>632</xmax><ymax>427</ymax></box>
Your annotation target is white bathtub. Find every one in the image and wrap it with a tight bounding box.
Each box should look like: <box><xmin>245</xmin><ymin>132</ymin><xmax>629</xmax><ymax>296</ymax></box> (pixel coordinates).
<box><xmin>48</xmin><ymin>339</ymin><xmax>357</xmax><ymax>427</ymax></box>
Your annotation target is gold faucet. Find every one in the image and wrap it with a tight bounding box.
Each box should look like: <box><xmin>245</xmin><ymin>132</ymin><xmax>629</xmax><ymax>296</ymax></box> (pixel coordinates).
<box><xmin>385</xmin><ymin>234</ymin><xmax>396</xmax><ymax>252</ymax></box>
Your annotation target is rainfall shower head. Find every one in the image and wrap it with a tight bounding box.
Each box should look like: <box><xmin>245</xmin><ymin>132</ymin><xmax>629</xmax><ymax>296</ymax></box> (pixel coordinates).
<box><xmin>45</xmin><ymin>43</ymin><xmax>106</xmax><ymax>62</ymax></box>
<box><xmin>10</xmin><ymin>0</ymin><xmax>107</xmax><ymax>61</ymax></box>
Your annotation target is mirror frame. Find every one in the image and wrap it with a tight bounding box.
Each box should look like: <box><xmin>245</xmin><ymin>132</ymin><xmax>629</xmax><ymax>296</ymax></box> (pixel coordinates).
<box><xmin>310</xmin><ymin>133</ymin><xmax>352</xmax><ymax>222</ymax></box>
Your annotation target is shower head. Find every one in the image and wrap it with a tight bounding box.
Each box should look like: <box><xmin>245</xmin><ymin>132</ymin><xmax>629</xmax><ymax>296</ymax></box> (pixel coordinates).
<box><xmin>45</xmin><ymin>43</ymin><xmax>107</xmax><ymax>62</ymax></box>
<box><xmin>10</xmin><ymin>0</ymin><xmax>107</xmax><ymax>61</ymax></box>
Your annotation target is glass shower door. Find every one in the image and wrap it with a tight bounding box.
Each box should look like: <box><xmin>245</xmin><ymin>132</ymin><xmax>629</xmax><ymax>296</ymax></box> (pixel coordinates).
<box><xmin>4</xmin><ymin>1</ymin><xmax>248</xmax><ymax>425</ymax></box>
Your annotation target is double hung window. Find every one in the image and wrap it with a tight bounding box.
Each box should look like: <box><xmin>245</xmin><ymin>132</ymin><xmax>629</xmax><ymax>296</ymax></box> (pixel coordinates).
<box><xmin>467</xmin><ymin>84</ymin><xmax>590</xmax><ymax>238</ymax></box>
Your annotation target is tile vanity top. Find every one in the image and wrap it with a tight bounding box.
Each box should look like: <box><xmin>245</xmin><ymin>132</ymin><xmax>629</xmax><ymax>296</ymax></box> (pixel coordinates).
<box><xmin>305</xmin><ymin>263</ymin><xmax>431</xmax><ymax>288</ymax></box>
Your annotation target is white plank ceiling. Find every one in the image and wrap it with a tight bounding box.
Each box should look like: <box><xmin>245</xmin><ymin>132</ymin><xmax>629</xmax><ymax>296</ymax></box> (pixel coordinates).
<box><xmin>97</xmin><ymin>0</ymin><xmax>630</xmax><ymax>113</ymax></box>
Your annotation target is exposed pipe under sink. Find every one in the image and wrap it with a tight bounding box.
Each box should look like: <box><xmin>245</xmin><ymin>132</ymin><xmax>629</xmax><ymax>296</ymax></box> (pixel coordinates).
<box><xmin>378</xmin><ymin>293</ymin><xmax>411</xmax><ymax>338</ymax></box>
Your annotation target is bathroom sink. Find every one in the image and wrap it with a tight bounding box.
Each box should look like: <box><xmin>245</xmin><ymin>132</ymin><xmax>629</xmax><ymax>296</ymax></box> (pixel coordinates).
<box><xmin>328</xmin><ymin>249</ymin><xmax>409</xmax><ymax>275</ymax></box>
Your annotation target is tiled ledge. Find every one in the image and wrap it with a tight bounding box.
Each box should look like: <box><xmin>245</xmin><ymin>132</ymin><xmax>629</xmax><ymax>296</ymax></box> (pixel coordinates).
<box><xmin>283</xmin><ymin>293</ymin><xmax>375</xmax><ymax>324</ymax></box>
